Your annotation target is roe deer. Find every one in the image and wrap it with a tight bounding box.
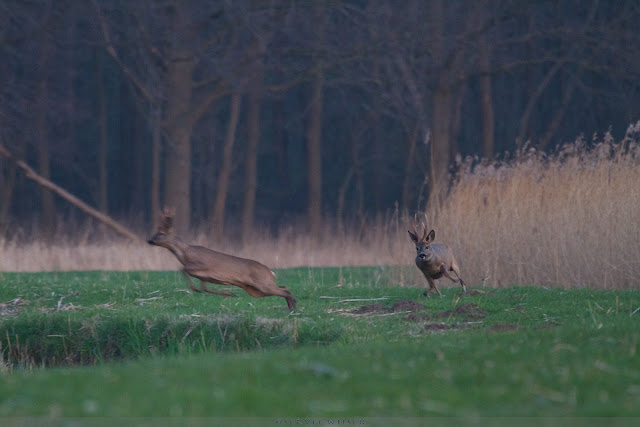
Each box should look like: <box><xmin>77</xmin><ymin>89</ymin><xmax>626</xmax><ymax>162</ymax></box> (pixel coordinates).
<box><xmin>147</xmin><ymin>209</ymin><xmax>296</xmax><ymax>311</ymax></box>
<box><xmin>408</xmin><ymin>216</ymin><xmax>466</xmax><ymax>297</ymax></box>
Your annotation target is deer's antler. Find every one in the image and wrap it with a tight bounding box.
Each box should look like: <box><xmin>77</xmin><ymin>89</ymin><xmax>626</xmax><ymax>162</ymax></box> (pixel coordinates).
<box><xmin>411</xmin><ymin>214</ymin><xmax>420</xmax><ymax>239</ymax></box>
<box><xmin>412</xmin><ymin>213</ymin><xmax>428</xmax><ymax>242</ymax></box>
<box><xmin>421</xmin><ymin>213</ymin><xmax>429</xmax><ymax>241</ymax></box>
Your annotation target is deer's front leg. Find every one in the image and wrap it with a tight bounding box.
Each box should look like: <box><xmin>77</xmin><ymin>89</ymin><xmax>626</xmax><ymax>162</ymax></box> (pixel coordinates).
<box><xmin>442</xmin><ymin>265</ymin><xmax>467</xmax><ymax>294</ymax></box>
<box><xmin>182</xmin><ymin>269</ymin><xmax>202</xmax><ymax>292</ymax></box>
<box><xmin>423</xmin><ymin>276</ymin><xmax>443</xmax><ymax>297</ymax></box>
<box><xmin>200</xmin><ymin>280</ymin><xmax>237</xmax><ymax>297</ymax></box>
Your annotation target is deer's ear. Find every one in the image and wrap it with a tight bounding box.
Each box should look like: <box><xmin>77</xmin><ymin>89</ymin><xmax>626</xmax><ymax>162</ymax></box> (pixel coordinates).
<box><xmin>427</xmin><ymin>230</ymin><xmax>435</xmax><ymax>243</ymax></box>
<box><xmin>408</xmin><ymin>230</ymin><xmax>419</xmax><ymax>243</ymax></box>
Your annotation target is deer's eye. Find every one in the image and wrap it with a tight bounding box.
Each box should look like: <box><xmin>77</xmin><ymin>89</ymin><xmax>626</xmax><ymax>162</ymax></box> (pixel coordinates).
<box><xmin>416</xmin><ymin>246</ymin><xmax>420</xmax><ymax>251</ymax></box>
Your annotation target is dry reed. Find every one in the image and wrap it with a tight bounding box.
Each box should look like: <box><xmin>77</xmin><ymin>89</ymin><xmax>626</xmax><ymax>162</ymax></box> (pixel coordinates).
<box><xmin>2</xmin><ymin>122</ymin><xmax>639</xmax><ymax>289</ymax></box>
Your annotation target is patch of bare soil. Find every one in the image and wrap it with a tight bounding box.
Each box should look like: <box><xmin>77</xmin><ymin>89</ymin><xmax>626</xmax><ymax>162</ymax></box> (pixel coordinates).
<box><xmin>351</xmin><ymin>303</ymin><xmax>388</xmax><ymax>314</ymax></box>
<box><xmin>424</xmin><ymin>323</ymin><xmax>455</xmax><ymax>331</ymax></box>
<box><xmin>350</xmin><ymin>300</ymin><xmax>424</xmax><ymax>315</ymax></box>
<box><xmin>391</xmin><ymin>300</ymin><xmax>424</xmax><ymax>312</ymax></box>
<box><xmin>439</xmin><ymin>303</ymin><xmax>487</xmax><ymax>321</ymax></box>
<box><xmin>466</xmin><ymin>289</ymin><xmax>490</xmax><ymax>296</ymax></box>
<box><xmin>403</xmin><ymin>313</ymin><xmax>431</xmax><ymax>322</ymax></box>
<box><xmin>537</xmin><ymin>320</ymin><xmax>561</xmax><ymax>329</ymax></box>
<box><xmin>489</xmin><ymin>323</ymin><xmax>519</xmax><ymax>332</ymax></box>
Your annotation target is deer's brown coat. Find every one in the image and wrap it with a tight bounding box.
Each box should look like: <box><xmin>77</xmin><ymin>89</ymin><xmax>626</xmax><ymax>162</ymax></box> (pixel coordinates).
<box><xmin>148</xmin><ymin>210</ymin><xmax>296</xmax><ymax>310</ymax></box>
<box><xmin>408</xmin><ymin>218</ymin><xmax>466</xmax><ymax>297</ymax></box>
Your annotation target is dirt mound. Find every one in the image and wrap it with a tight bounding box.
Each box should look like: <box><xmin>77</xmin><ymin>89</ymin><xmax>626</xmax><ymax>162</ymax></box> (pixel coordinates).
<box><xmin>439</xmin><ymin>303</ymin><xmax>487</xmax><ymax>320</ymax></box>
<box><xmin>391</xmin><ymin>300</ymin><xmax>424</xmax><ymax>312</ymax></box>
<box><xmin>489</xmin><ymin>323</ymin><xmax>519</xmax><ymax>332</ymax></box>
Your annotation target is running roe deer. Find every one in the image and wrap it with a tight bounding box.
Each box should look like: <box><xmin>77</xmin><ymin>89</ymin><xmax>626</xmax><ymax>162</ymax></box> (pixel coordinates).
<box><xmin>147</xmin><ymin>209</ymin><xmax>296</xmax><ymax>311</ymax></box>
<box><xmin>408</xmin><ymin>216</ymin><xmax>467</xmax><ymax>297</ymax></box>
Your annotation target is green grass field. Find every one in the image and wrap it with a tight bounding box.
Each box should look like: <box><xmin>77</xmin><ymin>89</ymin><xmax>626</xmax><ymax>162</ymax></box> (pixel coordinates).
<box><xmin>0</xmin><ymin>268</ymin><xmax>639</xmax><ymax>421</ymax></box>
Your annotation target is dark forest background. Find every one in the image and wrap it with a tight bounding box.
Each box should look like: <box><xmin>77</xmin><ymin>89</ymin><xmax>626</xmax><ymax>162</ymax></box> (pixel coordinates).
<box><xmin>1</xmin><ymin>0</ymin><xmax>639</xmax><ymax>241</ymax></box>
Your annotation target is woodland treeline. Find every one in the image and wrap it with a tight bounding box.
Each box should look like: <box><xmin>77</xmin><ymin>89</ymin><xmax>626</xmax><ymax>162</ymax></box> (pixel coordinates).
<box><xmin>1</xmin><ymin>0</ymin><xmax>639</xmax><ymax>240</ymax></box>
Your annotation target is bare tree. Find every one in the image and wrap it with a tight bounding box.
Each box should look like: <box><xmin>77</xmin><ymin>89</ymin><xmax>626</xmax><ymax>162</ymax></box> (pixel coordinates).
<box><xmin>212</xmin><ymin>92</ymin><xmax>242</xmax><ymax>242</ymax></box>
<box><xmin>307</xmin><ymin>4</ymin><xmax>325</xmax><ymax>238</ymax></box>
<box><xmin>37</xmin><ymin>34</ymin><xmax>55</xmax><ymax>240</ymax></box>
<box><xmin>241</xmin><ymin>40</ymin><xmax>266</xmax><ymax>246</ymax></box>
<box><xmin>241</xmin><ymin>84</ymin><xmax>261</xmax><ymax>245</ymax></box>
<box><xmin>93</xmin><ymin>1</ymin><xmax>237</xmax><ymax>233</ymax></box>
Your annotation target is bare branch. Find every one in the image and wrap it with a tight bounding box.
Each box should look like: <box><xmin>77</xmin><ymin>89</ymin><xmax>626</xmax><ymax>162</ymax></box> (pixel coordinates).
<box><xmin>91</xmin><ymin>0</ymin><xmax>155</xmax><ymax>102</ymax></box>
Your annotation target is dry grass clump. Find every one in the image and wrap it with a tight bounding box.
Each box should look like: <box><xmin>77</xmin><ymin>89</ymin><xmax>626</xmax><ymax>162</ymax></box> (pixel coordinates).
<box><xmin>430</xmin><ymin>121</ymin><xmax>640</xmax><ymax>289</ymax></box>
<box><xmin>2</xmin><ymin>122</ymin><xmax>639</xmax><ymax>289</ymax></box>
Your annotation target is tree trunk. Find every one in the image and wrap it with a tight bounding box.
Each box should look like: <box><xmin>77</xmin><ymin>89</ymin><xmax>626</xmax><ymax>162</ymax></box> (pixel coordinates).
<box><xmin>274</xmin><ymin>96</ymin><xmax>291</xmax><ymax>211</ymax></box>
<box><xmin>212</xmin><ymin>92</ymin><xmax>241</xmax><ymax>242</ymax></box>
<box><xmin>0</xmin><ymin>136</ymin><xmax>21</xmax><ymax>232</ymax></box>
<box><xmin>150</xmin><ymin>106</ymin><xmax>162</xmax><ymax>229</ymax></box>
<box><xmin>307</xmin><ymin>70</ymin><xmax>324</xmax><ymax>238</ymax></box>
<box><xmin>428</xmin><ymin>0</ymin><xmax>451</xmax><ymax>206</ymax></box>
<box><xmin>538</xmin><ymin>70</ymin><xmax>581</xmax><ymax>150</ymax></box>
<box><xmin>479</xmin><ymin>34</ymin><xmax>495</xmax><ymax>160</ymax></box>
<box><xmin>517</xmin><ymin>63</ymin><xmax>561</xmax><ymax>145</ymax></box>
<box><xmin>37</xmin><ymin>121</ymin><xmax>55</xmax><ymax>240</ymax></box>
<box><xmin>96</xmin><ymin>49</ymin><xmax>109</xmax><ymax>214</ymax></box>
<box><xmin>38</xmin><ymin>43</ymin><xmax>55</xmax><ymax>241</ymax></box>
<box><xmin>449</xmin><ymin>85</ymin><xmax>464</xmax><ymax>161</ymax></box>
<box><xmin>401</xmin><ymin>122</ymin><xmax>419</xmax><ymax>212</ymax></box>
<box><xmin>430</xmin><ymin>83</ymin><xmax>452</xmax><ymax>205</ymax></box>
<box><xmin>163</xmin><ymin>57</ymin><xmax>195</xmax><ymax>234</ymax></box>
<box><xmin>241</xmin><ymin>86</ymin><xmax>261</xmax><ymax>246</ymax></box>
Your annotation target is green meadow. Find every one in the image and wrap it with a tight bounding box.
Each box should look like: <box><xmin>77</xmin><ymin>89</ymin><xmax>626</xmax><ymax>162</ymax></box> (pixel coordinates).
<box><xmin>0</xmin><ymin>268</ymin><xmax>639</xmax><ymax>420</ymax></box>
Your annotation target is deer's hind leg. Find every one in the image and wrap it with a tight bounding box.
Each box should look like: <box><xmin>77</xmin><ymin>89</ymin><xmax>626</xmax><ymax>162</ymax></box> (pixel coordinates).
<box><xmin>277</xmin><ymin>286</ymin><xmax>297</xmax><ymax>311</ymax></box>
<box><xmin>247</xmin><ymin>283</ymin><xmax>297</xmax><ymax>311</ymax></box>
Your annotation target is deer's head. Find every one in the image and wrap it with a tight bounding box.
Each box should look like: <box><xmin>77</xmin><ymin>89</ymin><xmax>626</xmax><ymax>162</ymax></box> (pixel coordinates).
<box><xmin>408</xmin><ymin>215</ymin><xmax>436</xmax><ymax>263</ymax></box>
<box><xmin>147</xmin><ymin>208</ymin><xmax>176</xmax><ymax>248</ymax></box>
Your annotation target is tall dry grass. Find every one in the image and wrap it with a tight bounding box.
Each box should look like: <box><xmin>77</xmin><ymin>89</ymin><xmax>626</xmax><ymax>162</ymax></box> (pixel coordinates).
<box><xmin>2</xmin><ymin>122</ymin><xmax>639</xmax><ymax>289</ymax></box>
<box><xmin>433</xmin><ymin>121</ymin><xmax>640</xmax><ymax>289</ymax></box>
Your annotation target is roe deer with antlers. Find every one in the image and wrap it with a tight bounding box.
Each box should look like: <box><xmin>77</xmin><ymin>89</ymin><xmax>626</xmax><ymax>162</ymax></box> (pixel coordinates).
<box><xmin>147</xmin><ymin>209</ymin><xmax>296</xmax><ymax>310</ymax></box>
<box><xmin>408</xmin><ymin>216</ymin><xmax>467</xmax><ymax>297</ymax></box>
